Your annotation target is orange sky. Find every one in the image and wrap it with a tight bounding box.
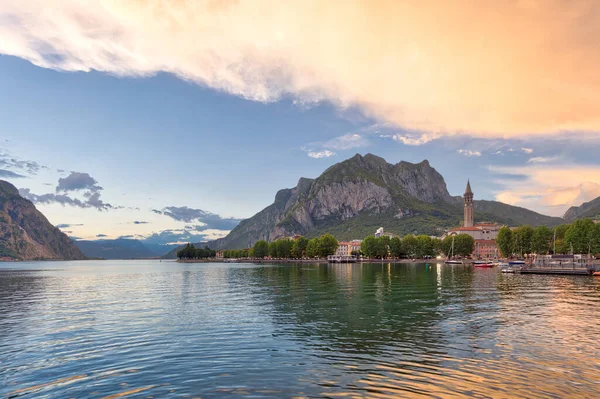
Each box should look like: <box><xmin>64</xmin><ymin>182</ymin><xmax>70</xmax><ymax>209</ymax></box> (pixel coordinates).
<box><xmin>1</xmin><ymin>0</ymin><xmax>599</xmax><ymax>137</ymax></box>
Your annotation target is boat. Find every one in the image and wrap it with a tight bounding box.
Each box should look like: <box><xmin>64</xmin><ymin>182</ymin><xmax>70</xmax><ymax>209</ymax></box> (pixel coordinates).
<box><xmin>508</xmin><ymin>260</ymin><xmax>526</xmax><ymax>266</ymax></box>
<box><xmin>474</xmin><ymin>261</ymin><xmax>495</xmax><ymax>268</ymax></box>
<box><xmin>501</xmin><ymin>267</ymin><xmax>517</xmax><ymax>273</ymax></box>
<box><xmin>444</xmin><ymin>237</ymin><xmax>463</xmax><ymax>265</ymax></box>
<box><xmin>593</xmin><ymin>271</ymin><xmax>600</xmax><ymax>277</ymax></box>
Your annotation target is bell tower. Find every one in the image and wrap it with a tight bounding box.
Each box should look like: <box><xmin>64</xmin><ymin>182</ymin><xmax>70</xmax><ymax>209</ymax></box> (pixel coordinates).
<box><xmin>464</xmin><ymin>180</ymin><xmax>474</xmax><ymax>227</ymax></box>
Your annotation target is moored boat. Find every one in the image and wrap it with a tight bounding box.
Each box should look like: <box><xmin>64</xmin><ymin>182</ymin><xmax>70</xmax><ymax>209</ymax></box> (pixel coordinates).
<box><xmin>474</xmin><ymin>261</ymin><xmax>495</xmax><ymax>268</ymax></box>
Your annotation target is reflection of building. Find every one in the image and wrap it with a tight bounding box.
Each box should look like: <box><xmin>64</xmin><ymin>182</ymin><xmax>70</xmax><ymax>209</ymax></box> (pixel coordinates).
<box><xmin>446</xmin><ymin>181</ymin><xmax>501</xmax><ymax>258</ymax></box>
<box><xmin>336</xmin><ymin>240</ymin><xmax>363</xmax><ymax>256</ymax></box>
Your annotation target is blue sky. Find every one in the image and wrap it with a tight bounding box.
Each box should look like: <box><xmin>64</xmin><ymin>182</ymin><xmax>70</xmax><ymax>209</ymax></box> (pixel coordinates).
<box><xmin>1</xmin><ymin>1</ymin><xmax>599</xmax><ymax>246</ymax></box>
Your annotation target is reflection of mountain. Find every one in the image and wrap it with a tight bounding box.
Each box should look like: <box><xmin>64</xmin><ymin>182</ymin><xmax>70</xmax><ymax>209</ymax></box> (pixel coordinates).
<box><xmin>246</xmin><ymin>263</ymin><xmax>450</xmax><ymax>355</ymax></box>
<box><xmin>74</xmin><ymin>239</ymin><xmax>177</xmax><ymax>259</ymax></box>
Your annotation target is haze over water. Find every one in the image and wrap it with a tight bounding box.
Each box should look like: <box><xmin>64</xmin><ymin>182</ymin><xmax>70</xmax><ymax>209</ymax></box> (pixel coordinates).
<box><xmin>1</xmin><ymin>261</ymin><xmax>599</xmax><ymax>398</ymax></box>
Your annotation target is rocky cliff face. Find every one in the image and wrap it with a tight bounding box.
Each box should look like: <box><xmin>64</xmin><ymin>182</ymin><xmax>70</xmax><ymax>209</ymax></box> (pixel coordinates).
<box><xmin>0</xmin><ymin>180</ymin><xmax>86</xmax><ymax>260</ymax></box>
<box><xmin>170</xmin><ymin>153</ymin><xmax>563</xmax><ymax>253</ymax></box>
<box><xmin>210</xmin><ymin>154</ymin><xmax>458</xmax><ymax>249</ymax></box>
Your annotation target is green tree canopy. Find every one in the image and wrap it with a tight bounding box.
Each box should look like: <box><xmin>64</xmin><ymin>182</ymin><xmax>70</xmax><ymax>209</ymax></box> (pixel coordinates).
<box><xmin>252</xmin><ymin>240</ymin><xmax>269</xmax><ymax>258</ymax></box>
<box><xmin>403</xmin><ymin>234</ymin><xmax>418</xmax><ymax>257</ymax></box>
<box><xmin>496</xmin><ymin>227</ymin><xmax>513</xmax><ymax>257</ymax></box>
<box><xmin>306</xmin><ymin>238</ymin><xmax>320</xmax><ymax>258</ymax></box>
<box><xmin>318</xmin><ymin>234</ymin><xmax>339</xmax><ymax>257</ymax></box>
<box><xmin>291</xmin><ymin>236</ymin><xmax>308</xmax><ymax>258</ymax></box>
<box><xmin>565</xmin><ymin>218</ymin><xmax>596</xmax><ymax>254</ymax></box>
<box><xmin>532</xmin><ymin>225</ymin><xmax>553</xmax><ymax>255</ymax></box>
<box><xmin>453</xmin><ymin>234</ymin><xmax>475</xmax><ymax>257</ymax></box>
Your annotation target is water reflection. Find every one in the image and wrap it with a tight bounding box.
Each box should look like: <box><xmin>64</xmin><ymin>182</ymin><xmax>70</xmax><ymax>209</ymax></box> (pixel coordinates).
<box><xmin>1</xmin><ymin>261</ymin><xmax>599</xmax><ymax>398</ymax></box>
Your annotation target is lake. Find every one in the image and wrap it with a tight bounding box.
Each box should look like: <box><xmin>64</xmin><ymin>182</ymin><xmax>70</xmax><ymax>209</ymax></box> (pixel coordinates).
<box><xmin>1</xmin><ymin>260</ymin><xmax>599</xmax><ymax>398</ymax></box>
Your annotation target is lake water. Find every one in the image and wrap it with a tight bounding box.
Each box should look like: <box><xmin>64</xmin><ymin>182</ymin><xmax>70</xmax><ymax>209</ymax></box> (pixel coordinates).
<box><xmin>1</xmin><ymin>260</ymin><xmax>600</xmax><ymax>398</ymax></box>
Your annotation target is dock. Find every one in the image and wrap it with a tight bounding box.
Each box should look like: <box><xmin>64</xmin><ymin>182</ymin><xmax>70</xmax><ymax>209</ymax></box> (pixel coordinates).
<box><xmin>515</xmin><ymin>254</ymin><xmax>598</xmax><ymax>276</ymax></box>
<box><xmin>519</xmin><ymin>267</ymin><xmax>593</xmax><ymax>275</ymax></box>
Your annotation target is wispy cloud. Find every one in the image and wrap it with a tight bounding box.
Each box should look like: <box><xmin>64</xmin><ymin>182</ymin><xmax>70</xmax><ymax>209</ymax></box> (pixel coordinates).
<box><xmin>0</xmin><ymin>169</ymin><xmax>27</xmax><ymax>178</ymax></box>
<box><xmin>322</xmin><ymin>134</ymin><xmax>368</xmax><ymax>150</ymax></box>
<box><xmin>152</xmin><ymin>206</ymin><xmax>242</xmax><ymax>231</ymax></box>
<box><xmin>491</xmin><ymin>164</ymin><xmax>600</xmax><ymax>216</ymax></box>
<box><xmin>307</xmin><ymin>150</ymin><xmax>336</xmax><ymax>159</ymax></box>
<box><xmin>1</xmin><ymin>1</ymin><xmax>598</xmax><ymax>137</ymax></box>
<box><xmin>527</xmin><ymin>156</ymin><xmax>560</xmax><ymax>164</ymax></box>
<box><xmin>391</xmin><ymin>133</ymin><xmax>439</xmax><ymax>146</ymax></box>
<box><xmin>457</xmin><ymin>149</ymin><xmax>482</xmax><ymax>157</ymax></box>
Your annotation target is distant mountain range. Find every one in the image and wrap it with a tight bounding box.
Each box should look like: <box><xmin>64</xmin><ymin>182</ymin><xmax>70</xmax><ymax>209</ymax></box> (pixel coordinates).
<box><xmin>0</xmin><ymin>180</ymin><xmax>85</xmax><ymax>260</ymax></box>
<box><xmin>73</xmin><ymin>238</ymin><xmax>178</xmax><ymax>260</ymax></box>
<box><xmin>563</xmin><ymin>197</ymin><xmax>600</xmax><ymax>221</ymax></box>
<box><xmin>164</xmin><ymin>154</ymin><xmax>568</xmax><ymax>257</ymax></box>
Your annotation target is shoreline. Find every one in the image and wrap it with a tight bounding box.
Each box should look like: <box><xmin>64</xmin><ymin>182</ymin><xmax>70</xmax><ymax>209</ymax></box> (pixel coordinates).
<box><xmin>177</xmin><ymin>258</ymin><xmax>444</xmax><ymax>264</ymax></box>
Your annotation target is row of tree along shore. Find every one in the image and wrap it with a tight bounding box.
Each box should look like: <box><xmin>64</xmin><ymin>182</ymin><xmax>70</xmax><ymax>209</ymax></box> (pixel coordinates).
<box><xmin>496</xmin><ymin>219</ymin><xmax>600</xmax><ymax>258</ymax></box>
<box><xmin>176</xmin><ymin>219</ymin><xmax>600</xmax><ymax>262</ymax></box>
<box><xmin>177</xmin><ymin>233</ymin><xmax>476</xmax><ymax>261</ymax></box>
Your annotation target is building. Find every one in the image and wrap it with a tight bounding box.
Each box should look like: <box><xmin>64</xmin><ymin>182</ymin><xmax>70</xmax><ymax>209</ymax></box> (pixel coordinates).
<box><xmin>336</xmin><ymin>240</ymin><xmax>362</xmax><ymax>256</ymax></box>
<box><xmin>473</xmin><ymin>240</ymin><xmax>499</xmax><ymax>259</ymax></box>
<box><xmin>446</xmin><ymin>180</ymin><xmax>502</xmax><ymax>258</ymax></box>
<box><xmin>374</xmin><ymin>227</ymin><xmax>384</xmax><ymax>237</ymax></box>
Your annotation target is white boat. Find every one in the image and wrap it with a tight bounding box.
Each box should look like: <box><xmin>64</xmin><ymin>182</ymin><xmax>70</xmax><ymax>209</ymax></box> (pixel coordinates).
<box><xmin>444</xmin><ymin>236</ymin><xmax>463</xmax><ymax>265</ymax></box>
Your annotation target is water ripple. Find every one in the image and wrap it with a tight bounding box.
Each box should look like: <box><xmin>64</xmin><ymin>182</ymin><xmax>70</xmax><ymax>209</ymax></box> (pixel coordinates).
<box><xmin>1</xmin><ymin>261</ymin><xmax>599</xmax><ymax>398</ymax></box>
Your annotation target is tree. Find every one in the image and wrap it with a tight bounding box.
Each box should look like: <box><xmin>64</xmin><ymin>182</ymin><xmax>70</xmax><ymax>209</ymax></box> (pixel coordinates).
<box><xmin>402</xmin><ymin>234</ymin><xmax>418</xmax><ymax>257</ymax></box>
<box><xmin>453</xmin><ymin>234</ymin><xmax>475</xmax><ymax>257</ymax></box>
<box><xmin>306</xmin><ymin>238</ymin><xmax>320</xmax><ymax>258</ymax></box>
<box><xmin>415</xmin><ymin>235</ymin><xmax>435</xmax><ymax>258</ymax></box>
<box><xmin>389</xmin><ymin>236</ymin><xmax>405</xmax><ymax>258</ymax></box>
<box><xmin>512</xmin><ymin>225</ymin><xmax>533</xmax><ymax>256</ymax></box>
<box><xmin>496</xmin><ymin>227</ymin><xmax>513</xmax><ymax>257</ymax></box>
<box><xmin>565</xmin><ymin>219</ymin><xmax>595</xmax><ymax>254</ymax></box>
<box><xmin>360</xmin><ymin>236</ymin><xmax>377</xmax><ymax>258</ymax></box>
<box><xmin>532</xmin><ymin>226</ymin><xmax>553</xmax><ymax>255</ymax></box>
<box><xmin>553</xmin><ymin>224</ymin><xmax>570</xmax><ymax>254</ymax></box>
<box><xmin>318</xmin><ymin>234</ymin><xmax>339</xmax><ymax>257</ymax></box>
<box><xmin>268</xmin><ymin>241</ymin><xmax>278</xmax><ymax>258</ymax></box>
<box><xmin>593</xmin><ymin>223</ymin><xmax>600</xmax><ymax>255</ymax></box>
<box><xmin>177</xmin><ymin>243</ymin><xmax>196</xmax><ymax>259</ymax></box>
<box><xmin>276</xmin><ymin>239</ymin><xmax>294</xmax><ymax>258</ymax></box>
<box><xmin>252</xmin><ymin>240</ymin><xmax>269</xmax><ymax>258</ymax></box>
<box><xmin>291</xmin><ymin>237</ymin><xmax>308</xmax><ymax>258</ymax></box>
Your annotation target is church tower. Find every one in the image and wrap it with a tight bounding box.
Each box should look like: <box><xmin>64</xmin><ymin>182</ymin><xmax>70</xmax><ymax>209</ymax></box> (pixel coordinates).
<box><xmin>463</xmin><ymin>180</ymin><xmax>474</xmax><ymax>227</ymax></box>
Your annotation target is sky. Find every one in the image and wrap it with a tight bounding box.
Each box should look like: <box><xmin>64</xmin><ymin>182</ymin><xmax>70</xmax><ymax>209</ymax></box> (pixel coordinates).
<box><xmin>1</xmin><ymin>0</ymin><xmax>599</xmax><ymax>247</ymax></box>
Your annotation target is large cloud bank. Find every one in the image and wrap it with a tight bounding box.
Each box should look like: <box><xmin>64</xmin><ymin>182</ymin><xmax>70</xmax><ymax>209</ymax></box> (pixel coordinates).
<box><xmin>1</xmin><ymin>0</ymin><xmax>599</xmax><ymax>136</ymax></box>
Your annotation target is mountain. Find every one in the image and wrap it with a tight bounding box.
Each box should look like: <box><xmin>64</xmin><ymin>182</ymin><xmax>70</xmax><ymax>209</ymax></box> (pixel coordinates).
<box><xmin>0</xmin><ymin>180</ymin><xmax>86</xmax><ymax>260</ymax></box>
<box><xmin>74</xmin><ymin>238</ymin><xmax>164</xmax><ymax>259</ymax></box>
<box><xmin>165</xmin><ymin>154</ymin><xmax>561</xmax><ymax>255</ymax></box>
<box><xmin>563</xmin><ymin>196</ymin><xmax>600</xmax><ymax>221</ymax></box>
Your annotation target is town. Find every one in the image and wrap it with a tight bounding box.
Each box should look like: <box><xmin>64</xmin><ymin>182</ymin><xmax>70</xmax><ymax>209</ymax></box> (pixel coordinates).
<box><xmin>178</xmin><ymin>181</ymin><xmax>600</xmax><ymax>271</ymax></box>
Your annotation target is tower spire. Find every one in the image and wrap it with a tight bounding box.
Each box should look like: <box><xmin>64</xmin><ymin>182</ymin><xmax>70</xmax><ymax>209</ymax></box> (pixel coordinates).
<box><xmin>463</xmin><ymin>179</ymin><xmax>474</xmax><ymax>227</ymax></box>
<box><xmin>465</xmin><ymin>179</ymin><xmax>473</xmax><ymax>195</ymax></box>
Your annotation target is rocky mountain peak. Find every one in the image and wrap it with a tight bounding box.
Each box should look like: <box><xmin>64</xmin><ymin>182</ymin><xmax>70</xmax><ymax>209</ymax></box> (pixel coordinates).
<box><xmin>0</xmin><ymin>180</ymin><xmax>86</xmax><ymax>260</ymax></box>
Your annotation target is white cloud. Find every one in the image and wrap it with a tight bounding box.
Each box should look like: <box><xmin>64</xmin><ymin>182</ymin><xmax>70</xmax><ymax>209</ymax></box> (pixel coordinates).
<box><xmin>307</xmin><ymin>150</ymin><xmax>336</xmax><ymax>159</ymax></box>
<box><xmin>521</xmin><ymin>147</ymin><xmax>534</xmax><ymax>154</ymax></box>
<box><xmin>392</xmin><ymin>133</ymin><xmax>439</xmax><ymax>146</ymax></box>
<box><xmin>457</xmin><ymin>149</ymin><xmax>482</xmax><ymax>157</ymax></box>
<box><xmin>2</xmin><ymin>1</ymin><xmax>599</xmax><ymax>137</ymax></box>
<box><xmin>527</xmin><ymin>156</ymin><xmax>560</xmax><ymax>164</ymax></box>
<box><xmin>322</xmin><ymin>133</ymin><xmax>368</xmax><ymax>150</ymax></box>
